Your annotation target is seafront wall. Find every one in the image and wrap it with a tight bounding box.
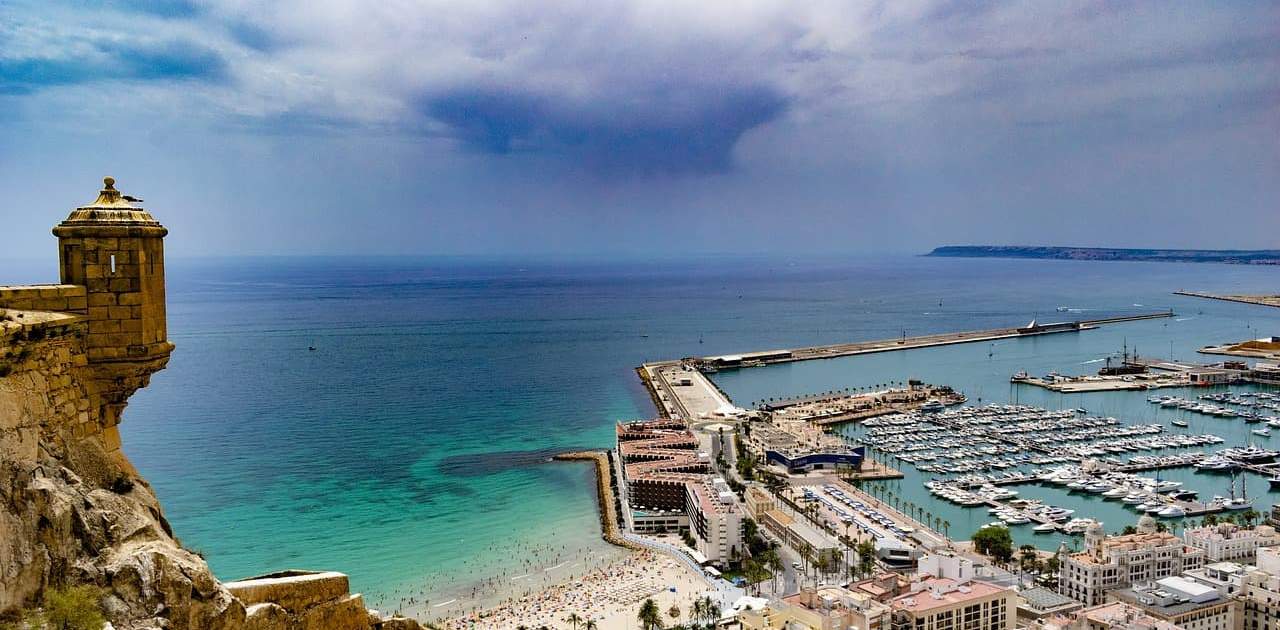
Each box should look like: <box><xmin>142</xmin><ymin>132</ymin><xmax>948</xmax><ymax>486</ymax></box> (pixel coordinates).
<box><xmin>554</xmin><ymin>450</ymin><xmax>641</xmax><ymax>550</ymax></box>
<box><xmin>634</xmin><ymin>366</ymin><xmax>671</xmax><ymax>419</ymax></box>
<box><xmin>1174</xmin><ymin>290</ymin><xmax>1280</xmax><ymax>309</ymax></box>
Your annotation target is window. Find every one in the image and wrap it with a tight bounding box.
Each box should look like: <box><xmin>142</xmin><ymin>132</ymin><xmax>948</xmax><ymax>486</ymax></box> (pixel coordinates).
<box><xmin>109</xmin><ymin>254</ymin><xmax>116</xmax><ymax>274</ymax></box>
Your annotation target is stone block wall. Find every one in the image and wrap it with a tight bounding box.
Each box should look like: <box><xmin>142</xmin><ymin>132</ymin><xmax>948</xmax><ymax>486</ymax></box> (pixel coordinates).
<box><xmin>0</xmin><ymin>311</ymin><xmax>98</xmax><ymax>463</ymax></box>
<box><xmin>0</xmin><ymin>285</ymin><xmax>88</xmax><ymax>315</ymax></box>
<box><xmin>56</xmin><ymin>234</ymin><xmax>169</xmax><ymax>363</ymax></box>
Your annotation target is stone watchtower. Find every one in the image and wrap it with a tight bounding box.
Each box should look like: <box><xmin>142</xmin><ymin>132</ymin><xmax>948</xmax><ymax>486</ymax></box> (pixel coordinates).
<box><xmin>53</xmin><ymin>177</ymin><xmax>174</xmax><ymax>445</ymax></box>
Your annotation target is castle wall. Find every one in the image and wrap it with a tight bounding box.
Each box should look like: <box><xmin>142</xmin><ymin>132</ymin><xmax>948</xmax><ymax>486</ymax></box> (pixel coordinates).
<box><xmin>0</xmin><ymin>311</ymin><xmax>97</xmax><ymax>464</ymax></box>
<box><xmin>0</xmin><ymin>285</ymin><xmax>88</xmax><ymax>315</ymax></box>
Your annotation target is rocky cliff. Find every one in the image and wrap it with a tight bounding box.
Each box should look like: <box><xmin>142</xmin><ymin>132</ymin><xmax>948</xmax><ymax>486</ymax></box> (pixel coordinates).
<box><xmin>0</xmin><ymin>311</ymin><xmax>419</xmax><ymax>629</ymax></box>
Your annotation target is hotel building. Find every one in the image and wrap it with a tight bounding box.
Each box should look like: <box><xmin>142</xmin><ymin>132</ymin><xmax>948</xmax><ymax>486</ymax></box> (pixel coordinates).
<box><xmin>1182</xmin><ymin>524</ymin><xmax>1280</xmax><ymax>563</ymax></box>
<box><xmin>685</xmin><ymin>477</ymin><xmax>745</xmax><ymax>566</ymax></box>
<box><xmin>1058</xmin><ymin>520</ymin><xmax>1205</xmax><ymax>606</ymax></box>
<box><xmin>1107</xmin><ymin>577</ymin><xmax>1236</xmax><ymax>630</ymax></box>
<box><xmin>887</xmin><ymin>577</ymin><xmax>1016</xmax><ymax>630</ymax></box>
<box><xmin>1240</xmin><ymin>546</ymin><xmax>1280</xmax><ymax>630</ymax></box>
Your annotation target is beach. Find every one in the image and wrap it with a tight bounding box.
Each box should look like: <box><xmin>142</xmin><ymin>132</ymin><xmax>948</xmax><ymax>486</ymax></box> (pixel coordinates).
<box><xmin>428</xmin><ymin>549</ymin><xmax>711</xmax><ymax>629</ymax></box>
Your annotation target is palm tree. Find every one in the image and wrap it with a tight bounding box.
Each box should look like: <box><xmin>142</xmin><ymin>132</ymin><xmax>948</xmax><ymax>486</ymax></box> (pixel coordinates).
<box><xmin>856</xmin><ymin>539</ymin><xmax>877</xmax><ymax>577</ymax></box>
<box><xmin>943</xmin><ymin>519</ymin><xmax>951</xmax><ymax>540</ymax></box>
<box><xmin>745</xmin><ymin>559</ymin><xmax>770</xmax><ymax>596</ymax></box>
<box><xmin>700</xmin><ymin>595</ymin><xmax>721</xmax><ymax>627</ymax></box>
<box><xmin>566</xmin><ymin>612</ymin><xmax>583</xmax><ymax>630</ymax></box>
<box><xmin>690</xmin><ymin>597</ymin><xmax>707</xmax><ymax>626</ymax></box>
<box><xmin>638</xmin><ymin>598</ymin><xmax>664</xmax><ymax>629</ymax></box>
<box><xmin>668</xmin><ymin>603</ymin><xmax>681</xmax><ymax>621</ymax></box>
<box><xmin>584</xmin><ymin>623</ymin><xmax>598</xmax><ymax>630</ymax></box>
<box><xmin>764</xmin><ymin>547</ymin><xmax>784</xmax><ymax>594</ymax></box>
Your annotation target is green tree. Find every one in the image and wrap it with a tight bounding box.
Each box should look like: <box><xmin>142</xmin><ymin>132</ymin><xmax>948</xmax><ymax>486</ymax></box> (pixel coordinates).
<box><xmin>856</xmin><ymin>539</ymin><xmax>877</xmax><ymax>577</ymax></box>
<box><xmin>1243</xmin><ymin>509</ymin><xmax>1261</xmax><ymax>527</ymax></box>
<box><xmin>972</xmin><ymin>526</ymin><xmax>1014</xmax><ymax>564</ymax></box>
<box><xmin>762</xmin><ymin>547</ymin><xmax>784</xmax><ymax>594</ymax></box>
<box><xmin>638</xmin><ymin>598</ymin><xmax>665</xmax><ymax>630</ymax></box>
<box><xmin>745</xmin><ymin>559</ymin><xmax>770</xmax><ymax>596</ymax></box>
<box><xmin>566</xmin><ymin>612</ymin><xmax>583</xmax><ymax>630</ymax></box>
<box><xmin>1019</xmin><ymin>544</ymin><xmax>1039</xmax><ymax>572</ymax></box>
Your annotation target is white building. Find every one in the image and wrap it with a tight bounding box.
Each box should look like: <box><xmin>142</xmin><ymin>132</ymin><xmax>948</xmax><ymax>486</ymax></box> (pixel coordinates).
<box><xmin>1107</xmin><ymin>577</ymin><xmax>1235</xmax><ymax>630</ymax></box>
<box><xmin>1183</xmin><ymin>561</ymin><xmax>1250</xmax><ymax>597</ymax></box>
<box><xmin>1182</xmin><ymin>523</ymin><xmax>1280</xmax><ymax>563</ymax></box>
<box><xmin>1058</xmin><ymin>519</ymin><xmax>1205</xmax><ymax>606</ymax></box>
<box><xmin>685</xmin><ymin>477</ymin><xmax>745</xmax><ymax>567</ymax></box>
<box><xmin>888</xmin><ymin>577</ymin><xmax>1017</xmax><ymax>630</ymax></box>
<box><xmin>1240</xmin><ymin>546</ymin><xmax>1280</xmax><ymax>630</ymax></box>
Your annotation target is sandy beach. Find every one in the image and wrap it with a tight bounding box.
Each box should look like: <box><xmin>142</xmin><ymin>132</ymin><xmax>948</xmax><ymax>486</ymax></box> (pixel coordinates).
<box><xmin>424</xmin><ymin>549</ymin><xmax>714</xmax><ymax>629</ymax></box>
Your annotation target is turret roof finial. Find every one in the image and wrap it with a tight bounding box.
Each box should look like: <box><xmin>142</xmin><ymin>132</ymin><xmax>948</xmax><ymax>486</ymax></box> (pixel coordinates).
<box><xmin>93</xmin><ymin>176</ymin><xmax>125</xmax><ymax>206</ymax></box>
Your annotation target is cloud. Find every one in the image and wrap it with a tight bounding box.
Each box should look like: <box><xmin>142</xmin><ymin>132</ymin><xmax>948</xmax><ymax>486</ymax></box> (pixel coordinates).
<box><xmin>422</xmin><ymin>84</ymin><xmax>789</xmax><ymax>175</ymax></box>
<box><xmin>0</xmin><ymin>38</ymin><xmax>226</xmax><ymax>93</ymax></box>
<box><xmin>84</xmin><ymin>0</ymin><xmax>201</xmax><ymax>19</ymax></box>
<box><xmin>0</xmin><ymin>0</ymin><xmax>1276</xmax><ymax>198</ymax></box>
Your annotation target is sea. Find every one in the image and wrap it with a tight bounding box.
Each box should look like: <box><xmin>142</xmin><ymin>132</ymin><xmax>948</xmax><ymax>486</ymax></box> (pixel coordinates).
<box><xmin>8</xmin><ymin>254</ymin><xmax>1279</xmax><ymax>618</ymax></box>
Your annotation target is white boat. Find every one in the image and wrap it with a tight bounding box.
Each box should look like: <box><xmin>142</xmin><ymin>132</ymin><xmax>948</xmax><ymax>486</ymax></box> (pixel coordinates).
<box><xmin>1102</xmin><ymin>487</ymin><xmax>1128</xmax><ymax>499</ymax></box>
<box><xmin>1122</xmin><ymin>494</ymin><xmax>1145</xmax><ymax>504</ymax></box>
<box><xmin>1062</xmin><ymin>518</ymin><xmax>1099</xmax><ymax>534</ymax></box>
<box><xmin>1224</xmin><ymin>498</ymin><xmax>1251</xmax><ymax>511</ymax></box>
<box><xmin>1157</xmin><ymin>505</ymin><xmax>1186</xmax><ymax>518</ymax></box>
<box><xmin>1254</xmin><ymin>428</ymin><xmax>1272</xmax><ymax>437</ymax></box>
<box><xmin>1033</xmin><ymin>523</ymin><xmax>1057</xmax><ymax>533</ymax></box>
<box><xmin>1171</xmin><ymin>420</ymin><xmax>1189</xmax><ymax>428</ymax></box>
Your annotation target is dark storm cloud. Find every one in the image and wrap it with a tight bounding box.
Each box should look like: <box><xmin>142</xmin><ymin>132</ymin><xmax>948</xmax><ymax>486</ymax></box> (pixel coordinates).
<box><xmin>423</xmin><ymin>84</ymin><xmax>789</xmax><ymax>175</ymax></box>
<box><xmin>1</xmin><ymin>1</ymin><xmax>1278</xmax><ymax>257</ymax></box>
<box><xmin>0</xmin><ymin>39</ymin><xmax>226</xmax><ymax>93</ymax></box>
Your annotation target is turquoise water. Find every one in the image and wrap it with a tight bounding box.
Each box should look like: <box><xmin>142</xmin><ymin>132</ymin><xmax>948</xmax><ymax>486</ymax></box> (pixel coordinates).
<box><xmin>13</xmin><ymin>254</ymin><xmax>1265</xmax><ymax>614</ymax></box>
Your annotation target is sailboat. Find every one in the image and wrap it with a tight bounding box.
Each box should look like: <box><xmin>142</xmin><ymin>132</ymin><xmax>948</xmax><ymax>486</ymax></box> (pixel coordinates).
<box><xmin>1224</xmin><ymin>473</ymin><xmax>1251</xmax><ymax>511</ymax></box>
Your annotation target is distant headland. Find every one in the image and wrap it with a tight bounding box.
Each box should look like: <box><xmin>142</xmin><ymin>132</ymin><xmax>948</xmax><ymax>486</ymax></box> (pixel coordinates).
<box><xmin>928</xmin><ymin>245</ymin><xmax>1280</xmax><ymax>265</ymax></box>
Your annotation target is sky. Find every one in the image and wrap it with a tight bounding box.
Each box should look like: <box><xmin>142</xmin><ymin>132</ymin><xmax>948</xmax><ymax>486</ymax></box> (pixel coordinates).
<box><xmin>0</xmin><ymin>0</ymin><xmax>1277</xmax><ymax>259</ymax></box>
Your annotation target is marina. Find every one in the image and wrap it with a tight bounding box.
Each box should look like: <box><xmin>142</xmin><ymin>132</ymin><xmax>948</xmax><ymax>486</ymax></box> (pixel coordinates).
<box><xmin>710</xmin><ymin>305</ymin><xmax>1280</xmax><ymax>550</ymax></box>
<box><xmin>633</xmin><ymin>288</ymin><xmax>1280</xmax><ymax>561</ymax></box>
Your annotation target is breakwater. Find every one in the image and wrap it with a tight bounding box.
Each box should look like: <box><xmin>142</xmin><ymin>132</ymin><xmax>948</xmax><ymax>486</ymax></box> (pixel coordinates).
<box><xmin>1175</xmin><ymin>290</ymin><xmax>1280</xmax><ymax>309</ymax></box>
<box><xmin>690</xmin><ymin>312</ymin><xmax>1175</xmax><ymax>369</ymax></box>
<box><xmin>553</xmin><ymin>451</ymin><xmax>641</xmax><ymax>551</ymax></box>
